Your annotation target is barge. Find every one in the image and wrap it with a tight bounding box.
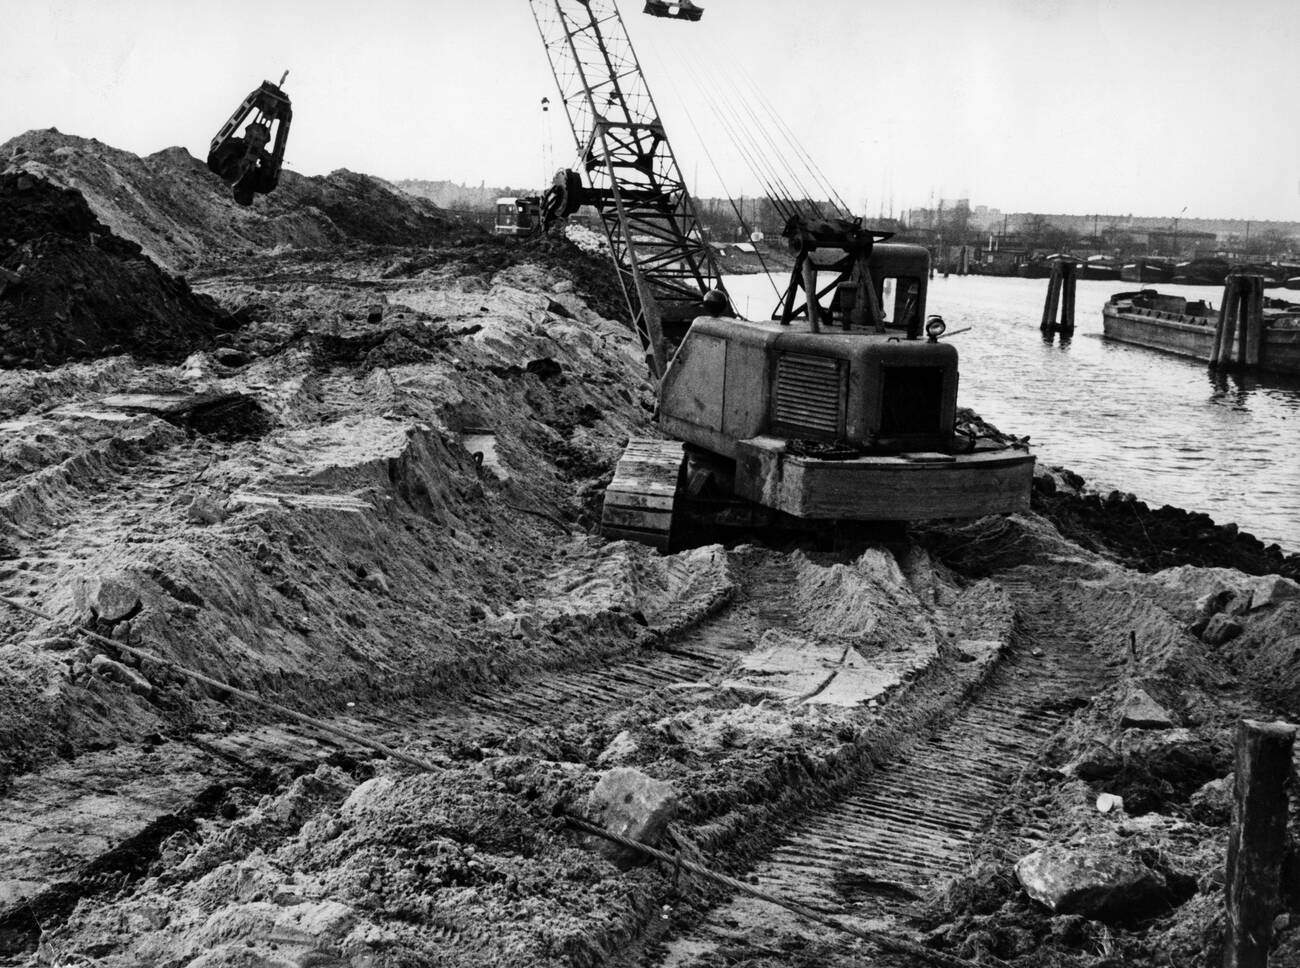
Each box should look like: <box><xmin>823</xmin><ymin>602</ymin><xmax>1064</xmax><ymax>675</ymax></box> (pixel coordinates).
<box><xmin>1101</xmin><ymin>289</ymin><xmax>1300</xmax><ymax>375</ymax></box>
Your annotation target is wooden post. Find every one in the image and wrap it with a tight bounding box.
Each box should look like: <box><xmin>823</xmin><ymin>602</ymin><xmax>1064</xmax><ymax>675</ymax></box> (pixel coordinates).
<box><xmin>1041</xmin><ymin>263</ymin><xmax>1062</xmax><ymax>333</ymax></box>
<box><xmin>1235</xmin><ymin>279</ymin><xmax>1251</xmax><ymax>367</ymax></box>
<box><xmin>1212</xmin><ymin>276</ymin><xmax>1240</xmax><ymax>367</ymax></box>
<box><xmin>1224</xmin><ymin>719</ymin><xmax>1296</xmax><ymax>968</ymax></box>
<box><xmin>1059</xmin><ymin>261</ymin><xmax>1077</xmax><ymax>337</ymax></box>
<box><xmin>1243</xmin><ymin>275</ymin><xmax>1263</xmax><ymax>367</ymax></box>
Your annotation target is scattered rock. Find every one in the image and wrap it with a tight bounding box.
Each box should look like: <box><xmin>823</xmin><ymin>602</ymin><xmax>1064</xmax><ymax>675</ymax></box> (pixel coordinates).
<box><xmin>213</xmin><ymin>347</ymin><xmax>250</xmax><ymax>368</ymax></box>
<box><xmin>1195</xmin><ymin>588</ymin><xmax>1235</xmax><ymax>621</ymax></box>
<box><xmin>187</xmin><ymin>492</ymin><xmax>229</xmax><ymax>525</ymax></box>
<box><xmin>1066</xmin><ymin>742</ymin><xmax>1122</xmax><ymax>781</ymax></box>
<box><xmin>1188</xmin><ymin>774</ymin><xmax>1233</xmax><ymax>825</ymax></box>
<box><xmin>582</xmin><ymin>767</ymin><xmax>679</xmax><ymax>868</ymax></box>
<box><xmin>1015</xmin><ymin>842</ymin><xmax>1171</xmax><ymax>922</ymax></box>
<box><xmin>1201</xmin><ymin>613</ymin><xmax>1244</xmax><ymax>646</ymax></box>
<box><xmin>1119</xmin><ymin>688</ymin><xmax>1176</xmax><ymax>730</ymax></box>
<box><xmin>1250</xmin><ymin>575</ymin><xmax>1300</xmax><ymax>611</ymax></box>
<box><xmin>1096</xmin><ymin>792</ymin><xmax>1125</xmax><ymax>814</ymax></box>
<box><xmin>596</xmin><ymin>730</ymin><xmax>640</xmax><ymax>767</ymax></box>
<box><xmin>74</xmin><ymin>575</ymin><xmax>142</xmax><ymax>623</ymax></box>
<box><xmin>90</xmin><ymin>654</ymin><xmax>153</xmax><ymax>695</ymax></box>
<box><xmin>360</xmin><ymin>568</ymin><xmax>390</xmax><ymax>595</ymax></box>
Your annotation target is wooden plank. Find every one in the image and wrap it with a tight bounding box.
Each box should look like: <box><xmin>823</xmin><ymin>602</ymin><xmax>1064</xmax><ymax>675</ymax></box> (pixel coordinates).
<box><xmin>1225</xmin><ymin>719</ymin><xmax>1296</xmax><ymax>968</ymax></box>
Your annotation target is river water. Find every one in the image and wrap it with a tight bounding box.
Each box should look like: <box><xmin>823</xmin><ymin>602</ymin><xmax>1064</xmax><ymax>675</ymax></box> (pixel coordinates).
<box><xmin>722</xmin><ymin>273</ymin><xmax>1300</xmax><ymax>551</ymax></box>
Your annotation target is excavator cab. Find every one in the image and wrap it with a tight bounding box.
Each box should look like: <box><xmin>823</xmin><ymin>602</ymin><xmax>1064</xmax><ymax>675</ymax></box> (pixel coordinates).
<box><xmin>644</xmin><ymin>1</ymin><xmax>704</xmax><ymax>21</ymax></box>
<box><xmin>207</xmin><ymin>74</ymin><xmax>292</xmax><ymax>206</ymax></box>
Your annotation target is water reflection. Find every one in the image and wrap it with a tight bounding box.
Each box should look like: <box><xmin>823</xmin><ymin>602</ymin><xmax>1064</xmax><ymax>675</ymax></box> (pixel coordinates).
<box><xmin>722</xmin><ymin>272</ymin><xmax>1300</xmax><ymax>550</ymax></box>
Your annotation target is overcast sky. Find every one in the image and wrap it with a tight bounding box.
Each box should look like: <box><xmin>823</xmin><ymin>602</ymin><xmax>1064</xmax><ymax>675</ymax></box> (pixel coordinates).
<box><xmin>3</xmin><ymin>0</ymin><xmax>1297</xmax><ymax>221</ymax></box>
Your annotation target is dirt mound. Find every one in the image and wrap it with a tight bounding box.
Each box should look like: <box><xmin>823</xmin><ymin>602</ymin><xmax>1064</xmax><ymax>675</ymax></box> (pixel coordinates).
<box><xmin>3</xmin><ymin>130</ymin><xmax>466</xmax><ymax>273</ymax></box>
<box><xmin>0</xmin><ymin>172</ymin><xmax>228</xmax><ymax>367</ymax></box>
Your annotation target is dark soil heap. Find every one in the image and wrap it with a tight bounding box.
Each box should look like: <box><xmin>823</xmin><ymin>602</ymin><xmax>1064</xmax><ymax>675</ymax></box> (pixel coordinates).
<box><xmin>2</xmin><ymin>130</ymin><xmax>460</xmax><ymax>274</ymax></box>
<box><xmin>0</xmin><ymin>171</ymin><xmax>228</xmax><ymax>367</ymax></box>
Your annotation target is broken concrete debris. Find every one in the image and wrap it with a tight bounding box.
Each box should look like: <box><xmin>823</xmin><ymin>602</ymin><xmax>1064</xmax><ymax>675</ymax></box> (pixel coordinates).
<box><xmin>1015</xmin><ymin>841</ymin><xmax>1171</xmax><ymax>922</ymax></box>
<box><xmin>1118</xmin><ymin>688</ymin><xmax>1176</xmax><ymax>730</ymax></box>
<box><xmin>583</xmin><ymin>767</ymin><xmax>679</xmax><ymax>867</ymax></box>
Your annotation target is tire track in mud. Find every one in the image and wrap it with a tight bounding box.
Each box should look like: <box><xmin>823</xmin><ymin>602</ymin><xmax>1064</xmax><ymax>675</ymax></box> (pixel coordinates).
<box><xmin>645</xmin><ymin>574</ymin><xmax>1118</xmax><ymax>967</ymax></box>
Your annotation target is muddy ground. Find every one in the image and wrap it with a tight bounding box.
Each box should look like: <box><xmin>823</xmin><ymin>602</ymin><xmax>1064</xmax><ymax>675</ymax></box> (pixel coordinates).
<box><xmin>1</xmin><ymin>133</ymin><xmax>1299</xmax><ymax>968</ymax></box>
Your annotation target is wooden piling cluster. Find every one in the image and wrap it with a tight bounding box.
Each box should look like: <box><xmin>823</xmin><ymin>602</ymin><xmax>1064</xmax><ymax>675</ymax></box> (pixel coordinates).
<box><xmin>1225</xmin><ymin>719</ymin><xmax>1296</xmax><ymax>967</ymax></box>
<box><xmin>1211</xmin><ymin>274</ymin><xmax>1266</xmax><ymax>368</ymax></box>
<box><xmin>1040</xmin><ymin>258</ymin><xmax>1077</xmax><ymax>337</ymax></box>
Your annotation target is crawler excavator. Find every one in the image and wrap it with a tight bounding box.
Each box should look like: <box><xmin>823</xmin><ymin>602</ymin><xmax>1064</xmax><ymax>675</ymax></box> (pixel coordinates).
<box><xmin>530</xmin><ymin>0</ymin><xmax>1034</xmax><ymax>550</ymax></box>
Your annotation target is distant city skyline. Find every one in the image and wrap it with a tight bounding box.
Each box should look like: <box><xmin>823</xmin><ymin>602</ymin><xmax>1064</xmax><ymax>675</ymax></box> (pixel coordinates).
<box><xmin>3</xmin><ymin>0</ymin><xmax>1298</xmax><ymax>221</ymax></box>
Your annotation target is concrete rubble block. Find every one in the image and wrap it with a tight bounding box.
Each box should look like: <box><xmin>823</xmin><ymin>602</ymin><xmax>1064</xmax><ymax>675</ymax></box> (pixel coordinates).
<box><xmin>1194</xmin><ymin>588</ymin><xmax>1235</xmax><ymax>621</ymax></box>
<box><xmin>1249</xmin><ymin>575</ymin><xmax>1300</xmax><ymax>611</ymax></box>
<box><xmin>1119</xmin><ymin>688</ymin><xmax>1177</xmax><ymax>730</ymax></box>
<box><xmin>1201</xmin><ymin>613</ymin><xmax>1244</xmax><ymax>646</ymax></box>
<box><xmin>596</xmin><ymin>729</ymin><xmax>640</xmax><ymax>767</ymax></box>
<box><xmin>1188</xmin><ymin>773</ymin><xmax>1234</xmax><ymax>826</ymax></box>
<box><xmin>1015</xmin><ymin>842</ymin><xmax>1169</xmax><ymax>922</ymax></box>
<box><xmin>73</xmin><ymin>574</ymin><xmax>142</xmax><ymax>623</ymax></box>
<box><xmin>187</xmin><ymin>492</ymin><xmax>229</xmax><ymax>525</ymax></box>
<box><xmin>583</xmin><ymin>767</ymin><xmax>679</xmax><ymax>868</ymax></box>
<box><xmin>90</xmin><ymin>654</ymin><xmax>152</xmax><ymax>695</ymax></box>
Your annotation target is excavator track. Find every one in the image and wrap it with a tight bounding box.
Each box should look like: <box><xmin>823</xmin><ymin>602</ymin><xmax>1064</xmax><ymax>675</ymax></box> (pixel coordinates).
<box><xmin>644</xmin><ymin>575</ymin><xmax>1119</xmax><ymax>966</ymax></box>
<box><xmin>601</xmin><ymin>437</ymin><xmax>686</xmax><ymax>551</ymax></box>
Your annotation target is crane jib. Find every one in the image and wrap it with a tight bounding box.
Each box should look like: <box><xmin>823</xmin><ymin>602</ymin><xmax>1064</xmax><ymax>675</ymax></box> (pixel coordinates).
<box><xmin>528</xmin><ymin>0</ymin><xmax>725</xmax><ymax>379</ymax></box>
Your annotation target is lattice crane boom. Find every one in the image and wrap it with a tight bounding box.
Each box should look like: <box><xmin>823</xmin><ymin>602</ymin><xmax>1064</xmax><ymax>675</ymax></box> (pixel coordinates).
<box><xmin>529</xmin><ymin>0</ymin><xmax>726</xmax><ymax>378</ymax></box>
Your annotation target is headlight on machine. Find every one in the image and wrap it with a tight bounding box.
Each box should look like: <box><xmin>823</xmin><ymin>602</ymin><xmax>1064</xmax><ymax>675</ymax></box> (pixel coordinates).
<box><xmin>925</xmin><ymin>315</ymin><xmax>947</xmax><ymax>342</ymax></box>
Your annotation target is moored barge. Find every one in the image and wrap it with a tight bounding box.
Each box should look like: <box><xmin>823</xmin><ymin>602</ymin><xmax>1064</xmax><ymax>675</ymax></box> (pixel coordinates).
<box><xmin>1101</xmin><ymin>289</ymin><xmax>1300</xmax><ymax>375</ymax></box>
